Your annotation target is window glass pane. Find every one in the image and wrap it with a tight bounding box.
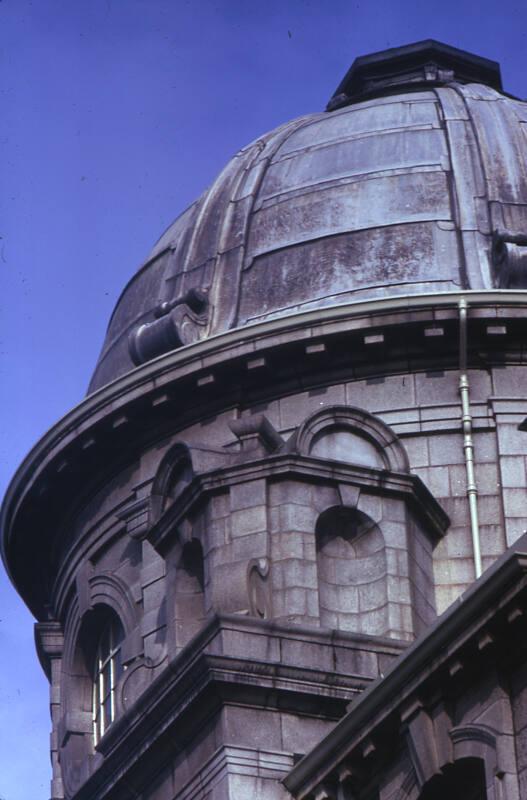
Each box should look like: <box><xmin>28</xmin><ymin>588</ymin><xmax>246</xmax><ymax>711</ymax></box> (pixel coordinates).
<box><xmin>103</xmin><ymin>694</ymin><xmax>112</xmax><ymax>731</ymax></box>
<box><xmin>114</xmin><ymin>649</ymin><xmax>123</xmax><ymax>682</ymax></box>
<box><xmin>92</xmin><ymin>614</ymin><xmax>124</xmax><ymax>745</ymax></box>
<box><xmin>102</xmin><ymin>661</ymin><xmax>111</xmax><ymax>694</ymax></box>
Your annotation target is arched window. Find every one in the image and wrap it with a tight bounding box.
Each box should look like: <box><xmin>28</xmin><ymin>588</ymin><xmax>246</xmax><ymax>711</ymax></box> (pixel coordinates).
<box><xmin>60</xmin><ymin>593</ymin><xmax>137</xmax><ymax>796</ymax></box>
<box><xmin>92</xmin><ymin>614</ymin><xmax>125</xmax><ymax>744</ymax></box>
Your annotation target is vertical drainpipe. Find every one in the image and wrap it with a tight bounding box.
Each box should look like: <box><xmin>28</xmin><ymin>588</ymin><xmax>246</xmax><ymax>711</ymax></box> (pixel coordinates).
<box><xmin>458</xmin><ymin>298</ymin><xmax>482</xmax><ymax>579</ymax></box>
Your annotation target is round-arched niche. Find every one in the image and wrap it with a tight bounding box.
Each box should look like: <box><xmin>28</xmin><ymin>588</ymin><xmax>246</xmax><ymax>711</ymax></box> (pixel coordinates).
<box><xmin>315</xmin><ymin>506</ymin><xmax>388</xmax><ymax>635</ymax></box>
<box><xmin>294</xmin><ymin>405</ymin><xmax>409</xmax><ymax>473</ymax></box>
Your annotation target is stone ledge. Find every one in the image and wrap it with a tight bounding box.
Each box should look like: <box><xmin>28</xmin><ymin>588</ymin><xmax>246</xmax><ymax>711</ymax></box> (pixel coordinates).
<box><xmin>71</xmin><ymin>614</ymin><xmax>407</xmax><ymax>800</ymax></box>
<box><xmin>148</xmin><ymin>454</ymin><xmax>450</xmax><ymax>557</ymax></box>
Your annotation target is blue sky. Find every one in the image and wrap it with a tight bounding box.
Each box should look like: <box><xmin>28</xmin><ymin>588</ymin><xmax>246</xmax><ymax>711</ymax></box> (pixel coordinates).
<box><xmin>1</xmin><ymin>1</ymin><xmax>526</xmax><ymax>796</ymax></box>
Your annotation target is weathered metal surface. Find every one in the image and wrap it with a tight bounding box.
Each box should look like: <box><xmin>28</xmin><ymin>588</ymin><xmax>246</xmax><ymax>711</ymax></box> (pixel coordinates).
<box><xmin>240</xmin><ymin>223</ymin><xmax>459</xmax><ymax>322</ymax></box>
<box><xmin>89</xmin><ymin>73</ymin><xmax>527</xmax><ymax>393</ymax></box>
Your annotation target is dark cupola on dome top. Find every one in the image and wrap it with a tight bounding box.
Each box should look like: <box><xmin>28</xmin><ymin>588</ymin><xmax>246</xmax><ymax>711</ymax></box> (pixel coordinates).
<box><xmin>326</xmin><ymin>39</ymin><xmax>503</xmax><ymax>110</ymax></box>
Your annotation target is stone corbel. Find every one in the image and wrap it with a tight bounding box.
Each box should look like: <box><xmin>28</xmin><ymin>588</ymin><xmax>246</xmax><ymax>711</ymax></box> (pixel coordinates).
<box><xmin>313</xmin><ymin>784</ymin><xmax>337</xmax><ymax>800</ymax></box>
<box><xmin>400</xmin><ymin>700</ymin><xmax>442</xmax><ymax>790</ymax></box>
<box><xmin>428</xmin><ymin>700</ymin><xmax>454</xmax><ymax>776</ymax></box>
<box><xmin>35</xmin><ymin>620</ymin><xmax>64</xmax><ymax>680</ymax></box>
<box><xmin>336</xmin><ymin>763</ymin><xmax>361</xmax><ymax>799</ymax></box>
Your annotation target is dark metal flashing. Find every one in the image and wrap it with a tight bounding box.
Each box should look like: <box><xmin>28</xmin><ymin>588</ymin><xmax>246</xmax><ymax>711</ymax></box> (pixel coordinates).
<box><xmin>327</xmin><ymin>40</ymin><xmax>503</xmax><ymax>110</ymax></box>
<box><xmin>284</xmin><ymin>534</ymin><xmax>527</xmax><ymax>796</ymax></box>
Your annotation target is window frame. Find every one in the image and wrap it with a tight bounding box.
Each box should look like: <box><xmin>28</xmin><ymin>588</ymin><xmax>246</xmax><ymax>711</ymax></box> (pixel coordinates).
<box><xmin>92</xmin><ymin>615</ymin><xmax>124</xmax><ymax>745</ymax></box>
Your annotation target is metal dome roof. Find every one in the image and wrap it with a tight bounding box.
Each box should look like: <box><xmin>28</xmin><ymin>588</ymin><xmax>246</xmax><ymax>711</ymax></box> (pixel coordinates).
<box><xmin>88</xmin><ymin>41</ymin><xmax>527</xmax><ymax>393</ymax></box>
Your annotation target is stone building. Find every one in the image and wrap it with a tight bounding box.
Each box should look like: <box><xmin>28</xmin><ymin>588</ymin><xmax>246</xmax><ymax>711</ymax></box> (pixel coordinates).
<box><xmin>2</xmin><ymin>40</ymin><xmax>527</xmax><ymax>800</ymax></box>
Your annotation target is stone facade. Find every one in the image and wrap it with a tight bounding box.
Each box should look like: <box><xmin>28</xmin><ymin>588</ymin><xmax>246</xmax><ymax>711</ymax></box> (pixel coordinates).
<box><xmin>2</xmin><ymin>40</ymin><xmax>527</xmax><ymax>800</ymax></box>
<box><xmin>284</xmin><ymin>544</ymin><xmax>527</xmax><ymax>800</ymax></box>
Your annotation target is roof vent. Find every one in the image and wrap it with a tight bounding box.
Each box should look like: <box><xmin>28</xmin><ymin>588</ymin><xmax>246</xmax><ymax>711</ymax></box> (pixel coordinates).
<box><xmin>327</xmin><ymin>39</ymin><xmax>502</xmax><ymax>111</ymax></box>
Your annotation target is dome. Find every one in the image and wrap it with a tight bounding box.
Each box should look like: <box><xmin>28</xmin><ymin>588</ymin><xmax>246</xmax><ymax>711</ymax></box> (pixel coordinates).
<box><xmin>89</xmin><ymin>40</ymin><xmax>527</xmax><ymax>393</ymax></box>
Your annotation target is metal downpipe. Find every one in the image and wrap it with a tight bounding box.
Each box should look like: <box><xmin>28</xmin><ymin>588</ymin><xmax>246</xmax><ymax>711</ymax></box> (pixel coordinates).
<box><xmin>458</xmin><ymin>298</ymin><xmax>482</xmax><ymax>579</ymax></box>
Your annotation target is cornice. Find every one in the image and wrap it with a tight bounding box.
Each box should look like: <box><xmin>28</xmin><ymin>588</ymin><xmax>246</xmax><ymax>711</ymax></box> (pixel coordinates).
<box><xmin>71</xmin><ymin>613</ymin><xmax>406</xmax><ymax>800</ymax></box>
<box><xmin>148</xmin><ymin>453</ymin><xmax>449</xmax><ymax>556</ymax></box>
<box><xmin>2</xmin><ymin>290</ymin><xmax>526</xmax><ymax>614</ymax></box>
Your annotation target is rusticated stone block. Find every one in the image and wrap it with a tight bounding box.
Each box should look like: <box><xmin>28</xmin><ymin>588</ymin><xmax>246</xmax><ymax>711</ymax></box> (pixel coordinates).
<box><xmin>429</xmin><ymin>434</ymin><xmax>464</xmax><ymax>467</ymax></box>
<box><xmin>230</xmin><ymin>479</ymin><xmax>267</xmax><ymax>511</ymax></box>
<box><xmin>230</xmin><ymin>506</ymin><xmax>267</xmax><ymax>537</ymax></box>
<box><xmin>279</xmin><ymin>503</ymin><xmax>317</xmax><ymax>533</ymax></box>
